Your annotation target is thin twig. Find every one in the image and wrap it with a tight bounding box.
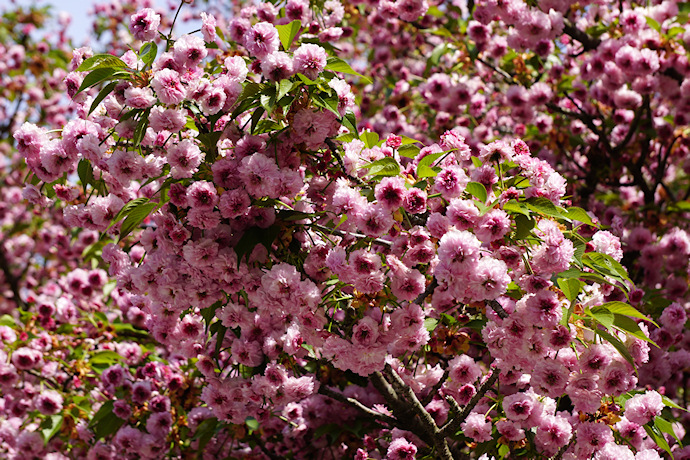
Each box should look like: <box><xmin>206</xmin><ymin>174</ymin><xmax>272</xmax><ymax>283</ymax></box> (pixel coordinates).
<box><xmin>310</xmin><ymin>223</ymin><xmax>392</xmax><ymax>247</ymax></box>
<box><xmin>325</xmin><ymin>138</ymin><xmax>365</xmax><ymax>185</ymax></box>
<box><xmin>440</xmin><ymin>370</ymin><xmax>499</xmax><ymax>436</ymax></box>
<box><xmin>487</xmin><ymin>299</ymin><xmax>509</xmax><ymax>320</ymax></box>
<box><xmin>318</xmin><ymin>386</ymin><xmax>397</xmax><ymax>425</ymax></box>
<box><xmin>414</xmin><ymin>277</ymin><xmax>438</xmax><ymax>306</ymax></box>
<box><xmin>0</xmin><ymin>243</ymin><xmax>27</xmax><ymax>310</ymax></box>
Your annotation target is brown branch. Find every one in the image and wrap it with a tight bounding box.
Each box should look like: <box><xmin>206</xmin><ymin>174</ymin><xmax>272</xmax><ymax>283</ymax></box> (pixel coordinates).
<box><xmin>0</xmin><ymin>243</ymin><xmax>27</xmax><ymax>311</ymax></box>
<box><xmin>550</xmin><ymin>436</ymin><xmax>575</xmax><ymax>460</ymax></box>
<box><xmin>421</xmin><ymin>368</ymin><xmax>449</xmax><ymax>407</ymax></box>
<box><xmin>382</xmin><ymin>364</ymin><xmax>454</xmax><ymax>460</ymax></box>
<box><xmin>487</xmin><ymin>299</ymin><xmax>509</xmax><ymax>320</ymax></box>
<box><xmin>318</xmin><ymin>386</ymin><xmax>397</xmax><ymax>425</ymax></box>
<box><xmin>562</xmin><ymin>19</ymin><xmax>601</xmax><ymax>52</ymax></box>
<box><xmin>325</xmin><ymin>138</ymin><xmax>365</xmax><ymax>185</ymax></box>
<box><xmin>414</xmin><ymin>277</ymin><xmax>438</xmax><ymax>306</ymax></box>
<box><xmin>440</xmin><ymin>370</ymin><xmax>499</xmax><ymax>437</ymax></box>
<box><xmin>310</xmin><ymin>223</ymin><xmax>393</xmax><ymax>247</ymax></box>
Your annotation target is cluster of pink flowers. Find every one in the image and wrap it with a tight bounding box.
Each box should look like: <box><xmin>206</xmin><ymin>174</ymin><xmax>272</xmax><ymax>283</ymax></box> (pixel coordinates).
<box><xmin>4</xmin><ymin>0</ymin><xmax>690</xmax><ymax>458</ymax></box>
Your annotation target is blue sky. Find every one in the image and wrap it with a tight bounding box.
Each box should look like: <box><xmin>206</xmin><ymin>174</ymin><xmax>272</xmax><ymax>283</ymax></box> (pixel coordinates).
<box><xmin>10</xmin><ymin>0</ymin><xmax>96</xmax><ymax>44</ymax></box>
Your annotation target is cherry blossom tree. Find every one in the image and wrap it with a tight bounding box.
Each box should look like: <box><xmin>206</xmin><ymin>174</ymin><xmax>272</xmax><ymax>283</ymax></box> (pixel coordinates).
<box><xmin>3</xmin><ymin>0</ymin><xmax>690</xmax><ymax>458</ymax></box>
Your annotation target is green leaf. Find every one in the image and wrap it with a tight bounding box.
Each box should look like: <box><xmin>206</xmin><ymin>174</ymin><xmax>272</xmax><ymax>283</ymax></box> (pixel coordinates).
<box><xmin>325</xmin><ymin>57</ymin><xmax>373</xmax><ymax>84</ymax></box>
<box><xmin>0</xmin><ymin>314</ymin><xmax>17</xmax><ymax>327</ymax></box>
<box><xmin>341</xmin><ymin>112</ymin><xmax>358</xmax><ymax>136</ymax></box>
<box><xmin>612</xmin><ymin>314</ymin><xmax>656</xmax><ymax>344</ymax></box>
<box><xmin>557</xmin><ymin>278</ymin><xmax>582</xmax><ymax>302</ymax></box>
<box><xmin>417</xmin><ymin>151</ymin><xmax>446</xmax><ymax>169</ymax></box>
<box><xmin>399</xmin><ymin>135</ymin><xmax>421</xmax><ymax>145</ymax></box>
<box><xmin>78</xmin><ymin>67</ymin><xmax>118</xmax><ymax>93</ymax></box>
<box><xmin>655</xmin><ymin>416</ymin><xmax>682</xmax><ymax>445</ymax></box>
<box><xmin>90</xmin><ymin>350</ymin><xmax>125</xmax><ymax>365</ymax></box>
<box><xmin>594</xmin><ymin>328</ymin><xmax>635</xmax><ymax>367</ymax></box>
<box><xmin>525</xmin><ymin>197</ymin><xmax>564</xmax><ymax>219</ymax></box>
<box><xmin>587</xmin><ymin>307</ymin><xmax>614</xmax><ymax>329</ymax></box>
<box><xmin>361</xmin><ymin>131</ymin><xmax>379</xmax><ymax>149</ymax></box>
<box><xmin>238</xmin><ymin>81</ymin><xmax>263</xmax><ymax>101</ymax></box>
<box><xmin>77</xmin><ymin>54</ymin><xmax>128</xmax><ymax>72</ymax></box>
<box><xmin>89</xmin><ymin>80</ymin><xmax>118</xmax><ymax>115</ymax></box>
<box><xmin>645</xmin><ymin>423</ymin><xmax>673</xmax><ymax>458</ymax></box>
<box><xmin>336</xmin><ymin>133</ymin><xmax>358</xmax><ymax>143</ymax></box>
<box><xmin>572</xmin><ymin>240</ymin><xmax>586</xmax><ymax>267</ymax></box>
<box><xmin>234</xmin><ymin>225</ymin><xmax>281</xmax><ymax>264</ymax></box>
<box><xmin>296</xmin><ymin>72</ymin><xmax>318</xmax><ymax>85</ymax></box>
<box><xmin>513</xmin><ymin>214</ymin><xmax>535</xmax><ymax>239</ymax></box>
<box><xmin>465</xmin><ymin>182</ymin><xmax>487</xmax><ymax>203</ymax></box>
<box><xmin>139</xmin><ymin>42</ymin><xmax>158</xmax><ymax>66</ymax></box>
<box><xmin>667</xmin><ymin>26</ymin><xmax>686</xmax><ymax>37</ymax></box>
<box><xmin>502</xmin><ymin>199</ymin><xmax>529</xmax><ymax>216</ymax></box>
<box><xmin>362</xmin><ymin>157</ymin><xmax>400</xmax><ymax>177</ymax></box>
<box><xmin>89</xmin><ymin>400</ymin><xmax>126</xmax><ymax>441</ymax></box>
<box><xmin>277</xmin><ymin>79</ymin><xmax>294</xmax><ymax>101</ymax></box>
<box><xmin>245</xmin><ymin>417</ymin><xmax>260</xmax><ymax>432</ymax></box>
<box><xmin>645</xmin><ymin>16</ymin><xmax>662</xmax><ymax>32</ymax></box>
<box><xmin>582</xmin><ymin>252</ymin><xmax>632</xmax><ymax>285</ymax></box>
<box><xmin>132</xmin><ymin>109</ymin><xmax>150</xmax><ymax>146</ymax></box>
<box><xmin>276</xmin><ymin>20</ymin><xmax>302</xmax><ymax>50</ymax></box>
<box><xmin>193</xmin><ymin>417</ymin><xmax>219</xmax><ymax>450</ymax></box>
<box><xmin>398</xmin><ymin>144</ymin><xmax>420</xmax><ymax>158</ymax></box>
<box><xmin>591</xmin><ymin>301</ymin><xmax>656</xmax><ymax>324</ymax></box>
<box><xmin>417</xmin><ymin>165</ymin><xmax>439</xmax><ymax>178</ymax></box>
<box><xmin>428</xmin><ymin>43</ymin><xmax>448</xmax><ymax>69</ymax></box>
<box><xmin>119</xmin><ymin>202</ymin><xmax>157</xmax><ymax>241</ymax></box>
<box><xmin>564</xmin><ymin>206</ymin><xmax>595</xmax><ymax>226</ymax></box>
<box><xmin>41</xmin><ymin>414</ymin><xmax>63</xmax><ymax>445</ymax></box>
<box><xmin>200</xmin><ymin>300</ymin><xmax>223</xmax><ymax>332</ymax></box>
<box><xmin>111</xmin><ymin>197</ymin><xmax>148</xmax><ymax>224</ymax></box>
<box><xmin>663</xmin><ymin>395</ymin><xmax>689</xmax><ymax>412</ymax></box>
<box><xmin>424</xmin><ymin>318</ymin><xmax>439</xmax><ymax>332</ymax></box>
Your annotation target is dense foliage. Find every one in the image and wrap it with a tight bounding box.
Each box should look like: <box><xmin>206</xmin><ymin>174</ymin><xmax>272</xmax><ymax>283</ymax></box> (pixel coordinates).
<box><xmin>3</xmin><ymin>0</ymin><xmax>690</xmax><ymax>458</ymax></box>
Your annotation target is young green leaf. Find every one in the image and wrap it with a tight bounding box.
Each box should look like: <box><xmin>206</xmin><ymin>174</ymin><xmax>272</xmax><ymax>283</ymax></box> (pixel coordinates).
<box><xmin>465</xmin><ymin>181</ymin><xmax>488</xmax><ymax>203</ymax></box>
<box><xmin>119</xmin><ymin>202</ymin><xmax>157</xmax><ymax>241</ymax></box>
<box><xmin>362</xmin><ymin>157</ymin><xmax>400</xmax><ymax>177</ymax></box>
<box><xmin>276</xmin><ymin>20</ymin><xmax>302</xmax><ymax>50</ymax></box>
<box><xmin>557</xmin><ymin>278</ymin><xmax>582</xmax><ymax>302</ymax></box>
<box><xmin>325</xmin><ymin>57</ymin><xmax>373</xmax><ymax>84</ymax></box>
<box><xmin>361</xmin><ymin>131</ymin><xmax>379</xmax><ymax>149</ymax></box>
<box><xmin>88</xmin><ymin>80</ymin><xmax>118</xmax><ymax>115</ymax></box>
<box><xmin>591</xmin><ymin>301</ymin><xmax>656</xmax><ymax>324</ymax></box>
<box><xmin>77</xmin><ymin>54</ymin><xmax>128</xmax><ymax>72</ymax></box>
<box><xmin>564</xmin><ymin>206</ymin><xmax>595</xmax><ymax>226</ymax></box>
<box><xmin>525</xmin><ymin>197</ymin><xmax>564</xmax><ymax>219</ymax></box>
<box><xmin>139</xmin><ymin>42</ymin><xmax>158</xmax><ymax>66</ymax></box>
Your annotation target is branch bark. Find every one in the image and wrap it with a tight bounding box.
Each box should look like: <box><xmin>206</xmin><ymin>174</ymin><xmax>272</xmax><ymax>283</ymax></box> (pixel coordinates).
<box><xmin>0</xmin><ymin>243</ymin><xmax>27</xmax><ymax>310</ymax></box>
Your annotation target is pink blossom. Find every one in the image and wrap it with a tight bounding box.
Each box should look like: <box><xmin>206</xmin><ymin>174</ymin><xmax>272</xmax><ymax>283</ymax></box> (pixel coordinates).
<box><xmin>261</xmin><ymin>51</ymin><xmax>294</xmax><ymax>81</ymax></box>
<box><xmin>461</xmin><ymin>412</ymin><xmax>492</xmax><ymax>442</ymax></box>
<box><xmin>167</xmin><ymin>139</ymin><xmax>203</xmax><ymax>179</ymax></box>
<box><xmin>173</xmin><ymin>34</ymin><xmax>207</xmax><ymax>69</ymax></box>
<box><xmin>149</xmin><ymin>106</ymin><xmax>186</xmax><ymax>133</ymax></box>
<box><xmin>624</xmin><ymin>390</ymin><xmax>664</xmax><ymax>426</ymax></box>
<box><xmin>200</xmin><ymin>12</ymin><xmax>217</xmax><ymax>42</ymax></box>
<box><xmin>244</xmin><ymin>22</ymin><xmax>280</xmax><ymax>59</ymax></box>
<box><xmin>385</xmin><ymin>437</ymin><xmax>417</xmax><ymax>460</ymax></box>
<box><xmin>293</xmin><ymin>44</ymin><xmax>327</xmax><ymax>80</ymax></box>
<box><xmin>151</xmin><ymin>69</ymin><xmax>186</xmax><ymax>105</ymax></box>
<box><xmin>130</xmin><ymin>8</ymin><xmax>160</xmax><ymax>42</ymax></box>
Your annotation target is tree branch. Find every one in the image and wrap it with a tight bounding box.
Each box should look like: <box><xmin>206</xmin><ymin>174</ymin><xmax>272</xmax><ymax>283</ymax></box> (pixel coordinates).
<box><xmin>562</xmin><ymin>19</ymin><xmax>601</xmax><ymax>52</ymax></box>
<box><xmin>440</xmin><ymin>370</ymin><xmax>499</xmax><ymax>437</ymax></box>
<box><xmin>318</xmin><ymin>385</ymin><xmax>397</xmax><ymax>425</ymax></box>
<box><xmin>0</xmin><ymin>243</ymin><xmax>27</xmax><ymax>310</ymax></box>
